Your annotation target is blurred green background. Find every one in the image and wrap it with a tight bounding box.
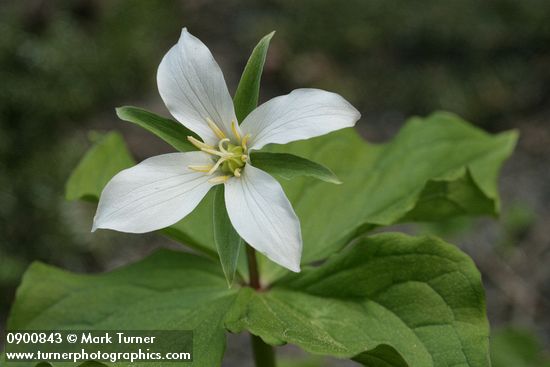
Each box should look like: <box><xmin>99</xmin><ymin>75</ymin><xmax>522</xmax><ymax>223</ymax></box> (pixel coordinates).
<box><xmin>1</xmin><ymin>0</ymin><xmax>549</xmax><ymax>365</ymax></box>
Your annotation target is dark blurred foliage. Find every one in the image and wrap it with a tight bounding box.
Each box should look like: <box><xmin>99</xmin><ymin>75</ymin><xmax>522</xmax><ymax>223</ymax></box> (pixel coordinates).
<box><xmin>1</xmin><ymin>0</ymin><xmax>549</xmax><ymax>360</ymax></box>
<box><xmin>0</xmin><ymin>0</ymin><xmax>183</xmax><ymax>320</ymax></box>
<box><xmin>261</xmin><ymin>0</ymin><xmax>550</xmax><ymax>128</ymax></box>
<box><xmin>185</xmin><ymin>0</ymin><xmax>550</xmax><ymax>134</ymax></box>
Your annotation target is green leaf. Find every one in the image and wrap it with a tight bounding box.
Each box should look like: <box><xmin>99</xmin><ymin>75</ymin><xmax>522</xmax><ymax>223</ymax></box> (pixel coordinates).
<box><xmin>6</xmin><ymin>250</ymin><xmax>237</xmax><ymax>367</ymax></box>
<box><xmin>258</xmin><ymin>111</ymin><xmax>517</xmax><ymax>280</ymax></box>
<box><xmin>65</xmin><ymin>132</ymin><xmax>134</xmax><ymax>201</ymax></box>
<box><xmin>7</xmin><ymin>234</ymin><xmax>490</xmax><ymax>366</ymax></box>
<box><xmin>400</xmin><ymin>169</ymin><xmax>495</xmax><ymax>221</ymax></box>
<box><xmin>353</xmin><ymin>345</ymin><xmax>408</xmax><ymax>367</ymax></box>
<box><xmin>250</xmin><ymin>152</ymin><xmax>341</xmax><ymax>184</ymax></box>
<box><xmin>233</xmin><ymin>32</ymin><xmax>275</xmax><ymax>122</ymax></box>
<box><xmin>116</xmin><ymin>106</ymin><xmax>197</xmax><ymax>152</ymax></box>
<box><xmin>226</xmin><ymin>233</ymin><xmax>490</xmax><ymax>366</ymax></box>
<box><xmin>213</xmin><ymin>185</ymin><xmax>243</xmax><ymax>287</ymax></box>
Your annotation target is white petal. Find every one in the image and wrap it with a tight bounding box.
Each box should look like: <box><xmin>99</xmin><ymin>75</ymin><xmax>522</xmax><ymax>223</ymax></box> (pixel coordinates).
<box><xmin>157</xmin><ymin>28</ymin><xmax>237</xmax><ymax>145</ymax></box>
<box><xmin>93</xmin><ymin>152</ymin><xmax>215</xmax><ymax>233</ymax></box>
<box><xmin>224</xmin><ymin>165</ymin><xmax>302</xmax><ymax>272</ymax></box>
<box><xmin>241</xmin><ymin>88</ymin><xmax>361</xmax><ymax>150</ymax></box>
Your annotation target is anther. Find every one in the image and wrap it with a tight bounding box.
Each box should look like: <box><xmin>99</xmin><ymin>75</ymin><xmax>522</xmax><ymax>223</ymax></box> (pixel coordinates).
<box><xmin>206</xmin><ymin>118</ymin><xmax>226</xmax><ymax>140</ymax></box>
<box><xmin>208</xmin><ymin>175</ymin><xmax>230</xmax><ymax>184</ymax></box>
<box><xmin>241</xmin><ymin>134</ymin><xmax>251</xmax><ymax>151</ymax></box>
<box><xmin>188</xmin><ymin>165</ymin><xmax>214</xmax><ymax>173</ymax></box>
<box><xmin>201</xmin><ymin>148</ymin><xmax>226</xmax><ymax>157</ymax></box>
<box><xmin>188</xmin><ymin>136</ymin><xmax>214</xmax><ymax>150</ymax></box>
<box><xmin>233</xmin><ymin>168</ymin><xmax>242</xmax><ymax>177</ymax></box>
<box><xmin>231</xmin><ymin>121</ymin><xmax>242</xmax><ymax>142</ymax></box>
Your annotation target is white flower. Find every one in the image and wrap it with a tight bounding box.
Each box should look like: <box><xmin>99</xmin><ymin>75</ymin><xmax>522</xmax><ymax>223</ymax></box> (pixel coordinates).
<box><xmin>92</xmin><ymin>28</ymin><xmax>360</xmax><ymax>272</ymax></box>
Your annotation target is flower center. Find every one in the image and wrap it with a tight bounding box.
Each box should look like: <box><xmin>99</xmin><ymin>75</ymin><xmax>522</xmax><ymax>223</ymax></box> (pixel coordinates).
<box><xmin>187</xmin><ymin>119</ymin><xmax>250</xmax><ymax>183</ymax></box>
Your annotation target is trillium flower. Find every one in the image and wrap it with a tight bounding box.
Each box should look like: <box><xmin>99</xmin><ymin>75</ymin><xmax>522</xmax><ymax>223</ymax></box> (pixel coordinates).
<box><xmin>93</xmin><ymin>28</ymin><xmax>360</xmax><ymax>272</ymax></box>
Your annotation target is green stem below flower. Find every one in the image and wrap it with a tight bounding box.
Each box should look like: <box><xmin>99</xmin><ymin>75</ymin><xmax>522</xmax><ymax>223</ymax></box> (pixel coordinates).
<box><xmin>246</xmin><ymin>244</ymin><xmax>276</xmax><ymax>367</ymax></box>
<box><xmin>246</xmin><ymin>245</ymin><xmax>261</xmax><ymax>290</ymax></box>
<box><xmin>251</xmin><ymin>333</ymin><xmax>276</xmax><ymax>367</ymax></box>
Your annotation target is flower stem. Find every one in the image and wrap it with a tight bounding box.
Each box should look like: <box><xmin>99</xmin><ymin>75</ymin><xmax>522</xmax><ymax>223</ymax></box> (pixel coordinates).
<box><xmin>250</xmin><ymin>333</ymin><xmax>276</xmax><ymax>367</ymax></box>
<box><xmin>246</xmin><ymin>245</ymin><xmax>276</xmax><ymax>367</ymax></box>
<box><xmin>246</xmin><ymin>245</ymin><xmax>261</xmax><ymax>290</ymax></box>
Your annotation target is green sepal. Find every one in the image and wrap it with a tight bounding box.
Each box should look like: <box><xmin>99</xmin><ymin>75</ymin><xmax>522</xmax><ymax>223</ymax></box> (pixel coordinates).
<box><xmin>116</xmin><ymin>106</ymin><xmax>198</xmax><ymax>152</ymax></box>
<box><xmin>233</xmin><ymin>32</ymin><xmax>275</xmax><ymax>122</ymax></box>
<box><xmin>212</xmin><ymin>185</ymin><xmax>243</xmax><ymax>287</ymax></box>
<box><xmin>251</xmin><ymin>151</ymin><xmax>341</xmax><ymax>184</ymax></box>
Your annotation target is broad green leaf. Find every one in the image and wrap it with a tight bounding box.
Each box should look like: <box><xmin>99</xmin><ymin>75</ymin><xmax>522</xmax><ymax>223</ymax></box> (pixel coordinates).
<box><xmin>490</xmin><ymin>328</ymin><xmax>550</xmax><ymax>367</ymax></box>
<box><xmin>233</xmin><ymin>32</ymin><xmax>274</xmax><ymax>122</ymax></box>
<box><xmin>6</xmin><ymin>250</ymin><xmax>237</xmax><ymax>367</ymax></box>
<box><xmin>116</xmin><ymin>106</ymin><xmax>197</xmax><ymax>152</ymax></box>
<box><xmin>400</xmin><ymin>169</ymin><xmax>494</xmax><ymax>221</ymax></box>
<box><xmin>250</xmin><ymin>152</ymin><xmax>341</xmax><ymax>184</ymax></box>
<box><xmin>65</xmin><ymin>132</ymin><xmax>134</xmax><ymax>201</ymax></box>
<box><xmin>353</xmin><ymin>345</ymin><xmax>408</xmax><ymax>367</ymax></box>
<box><xmin>226</xmin><ymin>233</ymin><xmax>490</xmax><ymax>366</ymax></box>
<box><xmin>7</xmin><ymin>233</ymin><xmax>490</xmax><ymax>366</ymax></box>
<box><xmin>258</xmin><ymin>111</ymin><xmax>517</xmax><ymax>280</ymax></box>
<box><xmin>212</xmin><ymin>185</ymin><xmax>243</xmax><ymax>287</ymax></box>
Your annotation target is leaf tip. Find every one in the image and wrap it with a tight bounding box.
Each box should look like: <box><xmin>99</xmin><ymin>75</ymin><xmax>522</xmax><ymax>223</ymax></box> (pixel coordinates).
<box><xmin>225</xmin><ymin>278</ymin><xmax>235</xmax><ymax>289</ymax></box>
<box><xmin>115</xmin><ymin>106</ymin><xmax>127</xmax><ymax>119</ymax></box>
<box><xmin>329</xmin><ymin>175</ymin><xmax>343</xmax><ymax>185</ymax></box>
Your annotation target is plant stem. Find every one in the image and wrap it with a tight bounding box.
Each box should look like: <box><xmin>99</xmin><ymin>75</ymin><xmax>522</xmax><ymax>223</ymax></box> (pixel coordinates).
<box><xmin>246</xmin><ymin>245</ymin><xmax>261</xmax><ymax>290</ymax></box>
<box><xmin>246</xmin><ymin>245</ymin><xmax>276</xmax><ymax>366</ymax></box>
<box><xmin>250</xmin><ymin>333</ymin><xmax>276</xmax><ymax>367</ymax></box>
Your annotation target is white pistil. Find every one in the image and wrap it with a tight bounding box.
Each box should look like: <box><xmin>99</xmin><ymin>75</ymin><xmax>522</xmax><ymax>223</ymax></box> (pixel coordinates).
<box><xmin>218</xmin><ymin>138</ymin><xmax>230</xmax><ymax>153</ymax></box>
<box><xmin>207</xmin><ymin>156</ymin><xmax>230</xmax><ymax>175</ymax></box>
<box><xmin>188</xmin><ymin>118</ymin><xmax>251</xmax><ymax>179</ymax></box>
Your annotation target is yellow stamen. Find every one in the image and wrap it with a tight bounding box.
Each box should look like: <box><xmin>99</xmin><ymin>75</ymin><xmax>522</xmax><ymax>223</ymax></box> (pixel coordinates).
<box><xmin>188</xmin><ymin>165</ymin><xmax>213</xmax><ymax>173</ymax></box>
<box><xmin>206</xmin><ymin>117</ymin><xmax>226</xmax><ymax>139</ymax></box>
<box><xmin>233</xmin><ymin>168</ymin><xmax>241</xmax><ymax>177</ymax></box>
<box><xmin>201</xmin><ymin>148</ymin><xmax>226</xmax><ymax>157</ymax></box>
<box><xmin>241</xmin><ymin>154</ymin><xmax>248</xmax><ymax>162</ymax></box>
<box><xmin>231</xmin><ymin>121</ymin><xmax>242</xmax><ymax>142</ymax></box>
<box><xmin>188</xmin><ymin>136</ymin><xmax>214</xmax><ymax>150</ymax></box>
<box><xmin>241</xmin><ymin>134</ymin><xmax>251</xmax><ymax>151</ymax></box>
<box><xmin>208</xmin><ymin>175</ymin><xmax>230</xmax><ymax>184</ymax></box>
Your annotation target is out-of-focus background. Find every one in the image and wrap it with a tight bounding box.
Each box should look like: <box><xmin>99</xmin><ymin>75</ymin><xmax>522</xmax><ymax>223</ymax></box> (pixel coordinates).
<box><xmin>1</xmin><ymin>0</ymin><xmax>549</xmax><ymax>365</ymax></box>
